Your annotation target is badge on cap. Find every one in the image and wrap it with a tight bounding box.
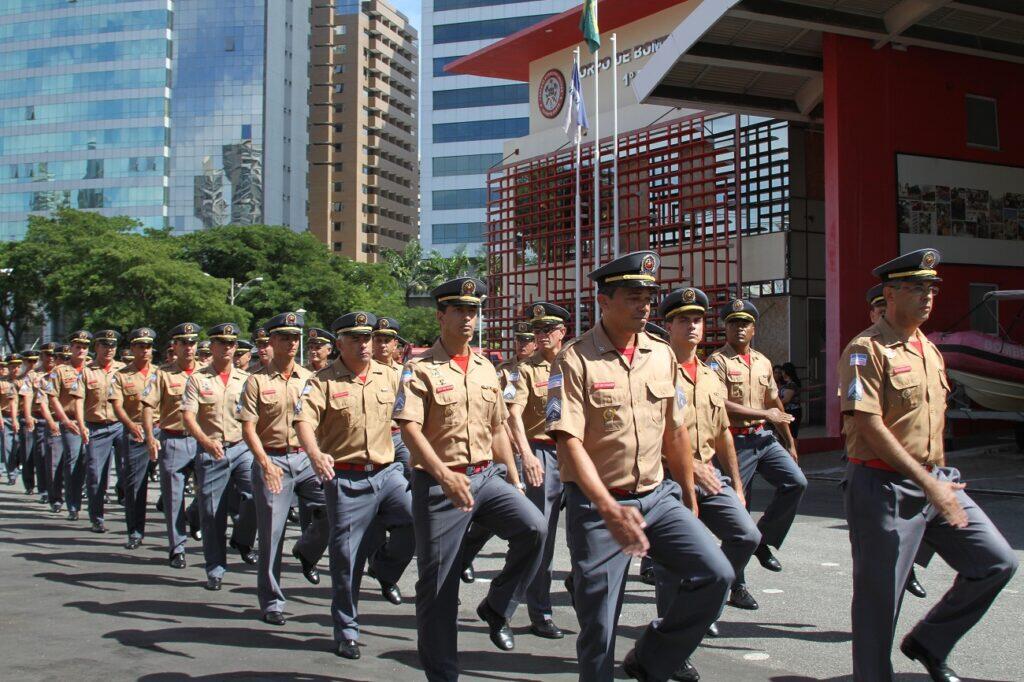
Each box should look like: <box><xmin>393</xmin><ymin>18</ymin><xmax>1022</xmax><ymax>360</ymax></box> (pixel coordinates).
<box><xmin>224</xmin><ymin>324</ymin><xmax>234</xmax><ymax>335</ymax></box>
<box><xmin>380</xmin><ymin>318</ymin><xmax>390</xmax><ymax>328</ymax></box>
<box><xmin>309</xmin><ymin>329</ymin><xmax>318</xmax><ymax>338</ymax></box>
<box><xmin>355</xmin><ymin>313</ymin><xmax>367</xmax><ymax>325</ymax></box>
<box><xmin>683</xmin><ymin>289</ymin><xmax>696</xmax><ymax>303</ymax></box>
<box><xmin>641</xmin><ymin>255</ymin><xmax>656</xmax><ymax>274</ymax></box>
<box><xmin>922</xmin><ymin>250</ymin><xmax>936</xmax><ymax>268</ymax></box>
<box><xmin>185</xmin><ymin>324</ymin><xmax>195</xmax><ymax>334</ymax></box>
<box><xmin>462</xmin><ymin>280</ymin><xmax>476</xmax><ymax>295</ymax></box>
<box><xmin>533</xmin><ymin>304</ymin><xmax>544</xmax><ymax>318</ymax></box>
<box><xmin>732</xmin><ymin>300</ymin><xmax>744</xmax><ymax>312</ymax></box>
<box><xmin>286</xmin><ymin>313</ymin><xmax>297</xmax><ymax>325</ymax></box>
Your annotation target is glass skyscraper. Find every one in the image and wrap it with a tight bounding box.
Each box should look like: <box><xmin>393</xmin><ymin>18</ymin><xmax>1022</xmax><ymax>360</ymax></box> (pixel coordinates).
<box><xmin>0</xmin><ymin>0</ymin><xmax>309</xmax><ymax>240</ymax></box>
<box><xmin>419</xmin><ymin>0</ymin><xmax>574</xmax><ymax>256</ymax></box>
<box><xmin>0</xmin><ymin>0</ymin><xmax>173</xmax><ymax>240</ymax></box>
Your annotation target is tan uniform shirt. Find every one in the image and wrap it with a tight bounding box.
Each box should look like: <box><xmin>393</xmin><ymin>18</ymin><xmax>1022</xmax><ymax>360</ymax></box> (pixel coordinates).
<box><xmin>546</xmin><ymin>324</ymin><xmax>687</xmax><ymax>494</ymax></box>
<box><xmin>238</xmin><ymin>363</ymin><xmax>312</xmax><ymax>451</ymax></box>
<box><xmin>19</xmin><ymin>369</ymin><xmax>47</xmax><ymax>415</ymax></box>
<box><xmin>110</xmin><ymin>364</ymin><xmax>157</xmax><ymax>424</ymax></box>
<box><xmin>838</xmin><ymin>318</ymin><xmax>949</xmax><ymax>466</ymax></box>
<box><xmin>392</xmin><ymin>341</ymin><xmax>508</xmax><ymax>468</ymax></box>
<box><xmin>80</xmin><ymin>361</ymin><xmax>126</xmax><ymax>423</ymax></box>
<box><xmin>679</xmin><ymin>360</ymin><xmax>729</xmax><ymax>464</ymax></box>
<box><xmin>141</xmin><ymin>363</ymin><xmax>198</xmax><ymax>432</ymax></box>
<box><xmin>294</xmin><ymin>359</ymin><xmax>398</xmax><ymax>464</ymax></box>
<box><xmin>181</xmin><ymin>365</ymin><xmax>249</xmax><ymax>443</ymax></box>
<box><xmin>507</xmin><ymin>352</ymin><xmax>554</xmax><ymax>441</ymax></box>
<box><xmin>45</xmin><ymin>363</ymin><xmax>85</xmax><ymax>414</ymax></box>
<box><xmin>0</xmin><ymin>377</ymin><xmax>18</xmax><ymax>417</ymax></box>
<box><xmin>707</xmin><ymin>345</ymin><xmax>778</xmax><ymax>428</ymax></box>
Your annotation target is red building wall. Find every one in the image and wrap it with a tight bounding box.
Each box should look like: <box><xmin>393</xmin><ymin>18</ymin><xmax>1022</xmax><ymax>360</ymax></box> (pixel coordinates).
<box><xmin>824</xmin><ymin>34</ymin><xmax>1024</xmax><ymax>436</ymax></box>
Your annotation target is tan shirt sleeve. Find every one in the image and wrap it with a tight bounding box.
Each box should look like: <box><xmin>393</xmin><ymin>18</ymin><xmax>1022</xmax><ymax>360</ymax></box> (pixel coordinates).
<box><xmin>110</xmin><ymin>372</ymin><xmax>126</xmax><ymax>404</ymax></box>
<box><xmin>507</xmin><ymin>366</ymin><xmax>528</xmax><ymax>408</ymax></box>
<box><xmin>293</xmin><ymin>375</ymin><xmax>327</xmax><ymax>426</ymax></box>
<box><xmin>392</xmin><ymin>363</ymin><xmax>424</xmax><ymax>425</ymax></box>
<box><xmin>237</xmin><ymin>374</ymin><xmax>260</xmax><ymax>423</ymax></box>
<box><xmin>839</xmin><ymin>341</ymin><xmax>883</xmax><ymax>416</ymax></box>
<box><xmin>545</xmin><ymin>350</ymin><xmax>584</xmax><ymax>441</ymax></box>
<box><xmin>708</xmin><ymin>353</ymin><xmax>727</xmax><ymax>385</ymax></box>
<box><xmin>140</xmin><ymin>369</ymin><xmax>161</xmax><ymax>409</ymax></box>
<box><xmin>180</xmin><ymin>374</ymin><xmax>200</xmax><ymax>413</ymax></box>
<box><xmin>44</xmin><ymin>371</ymin><xmax>59</xmax><ymax>397</ymax></box>
<box><xmin>668</xmin><ymin>364</ymin><xmax>688</xmax><ymax>433</ymax></box>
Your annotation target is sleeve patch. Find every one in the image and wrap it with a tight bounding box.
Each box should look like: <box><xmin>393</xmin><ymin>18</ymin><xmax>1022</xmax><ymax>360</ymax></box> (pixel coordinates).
<box><xmin>545</xmin><ymin>396</ymin><xmax>561</xmax><ymax>423</ymax></box>
<box><xmin>393</xmin><ymin>388</ymin><xmax>407</xmax><ymax>414</ymax></box>
<box><xmin>847</xmin><ymin>376</ymin><xmax>864</xmax><ymax>402</ymax></box>
<box><xmin>849</xmin><ymin>353</ymin><xmax>867</xmax><ymax>366</ymax></box>
<box><xmin>547</xmin><ymin>374</ymin><xmax>563</xmax><ymax>389</ymax></box>
<box><xmin>676</xmin><ymin>387</ymin><xmax>687</xmax><ymax>409</ymax></box>
<box><xmin>502</xmin><ymin>385</ymin><xmax>516</xmax><ymax>401</ymax></box>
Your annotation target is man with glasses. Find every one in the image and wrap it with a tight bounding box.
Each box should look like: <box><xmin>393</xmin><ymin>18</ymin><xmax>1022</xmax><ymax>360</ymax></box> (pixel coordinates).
<box><xmin>840</xmin><ymin>248</ymin><xmax>1017</xmax><ymax>681</ymax></box>
<box><xmin>111</xmin><ymin>328</ymin><xmax>158</xmax><ymax>549</ymax></box>
<box><xmin>239</xmin><ymin>312</ymin><xmax>329</xmax><ymax>625</ymax></box>
<box><xmin>181</xmin><ymin>323</ymin><xmax>258</xmax><ymax>591</ymax></box>
<box><xmin>142</xmin><ymin>323</ymin><xmax>204</xmax><ymax>568</ymax></box>
<box><xmin>77</xmin><ymin>330</ymin><xmax>126</xmax><ymax>533</ymax></box>
<box><xmin>45</xmin><ymin>332</ymin><xmax>90</xmax><ymax>519</ymax></box>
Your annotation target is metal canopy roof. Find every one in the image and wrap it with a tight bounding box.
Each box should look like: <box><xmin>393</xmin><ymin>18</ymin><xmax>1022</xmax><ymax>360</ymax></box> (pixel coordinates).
<box><xmin>633</xmin><ymin>0</ymin><xmax>1024</xmax><ymax>122</ymax></box>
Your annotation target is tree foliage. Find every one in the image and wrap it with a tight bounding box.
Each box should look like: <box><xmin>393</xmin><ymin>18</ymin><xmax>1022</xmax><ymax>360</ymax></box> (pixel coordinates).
<box><xmin>2</xmin><ymin>210</ymin><xmax>476</xmax><ymax>350</ymax></box>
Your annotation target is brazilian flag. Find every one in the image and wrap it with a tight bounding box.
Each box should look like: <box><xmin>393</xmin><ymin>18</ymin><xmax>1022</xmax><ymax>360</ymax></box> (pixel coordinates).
<box><xmin>580</xmin><ymin>0</ymin><xmax>600</xmax><ymax>53</ymax></box>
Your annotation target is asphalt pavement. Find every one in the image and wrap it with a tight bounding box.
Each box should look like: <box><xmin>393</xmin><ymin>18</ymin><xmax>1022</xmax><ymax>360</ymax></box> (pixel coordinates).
<box><xmin>1</xmin><ymin>437</ymin><xmax>1022</xmax><ymax>681</ymax></box>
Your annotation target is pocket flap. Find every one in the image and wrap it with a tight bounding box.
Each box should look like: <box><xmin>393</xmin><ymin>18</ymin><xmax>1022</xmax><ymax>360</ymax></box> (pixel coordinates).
<box><xmin>647</xmin><ymin>381</ymin><xmax>675</xmax><ymax>399</ymax></box>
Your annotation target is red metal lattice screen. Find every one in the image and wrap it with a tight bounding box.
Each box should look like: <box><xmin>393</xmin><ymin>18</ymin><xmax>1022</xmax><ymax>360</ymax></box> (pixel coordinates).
<box><xmin>484</xmin><ymin>113</ymin><xmax>789</xmax><ymax>356</ymax></box>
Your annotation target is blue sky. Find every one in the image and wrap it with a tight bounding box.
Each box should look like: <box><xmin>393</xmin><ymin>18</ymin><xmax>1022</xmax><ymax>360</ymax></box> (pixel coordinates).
<box><xmin>389</xmin><ymin>0</ymin><xmax>422</xmax><ymax>35</ymax></box>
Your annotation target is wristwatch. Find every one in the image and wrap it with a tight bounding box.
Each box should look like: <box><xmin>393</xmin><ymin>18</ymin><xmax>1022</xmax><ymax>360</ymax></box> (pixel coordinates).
<box><xmin>515</xmin><ymin>482</ymin><xmax>527</xmax><ymax>491</ymax></box>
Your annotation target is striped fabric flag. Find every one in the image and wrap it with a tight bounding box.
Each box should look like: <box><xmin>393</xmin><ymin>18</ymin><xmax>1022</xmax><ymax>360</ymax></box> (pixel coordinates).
<box><xmin>579</xmin><ymin>0</ymin><xmax>600</xmax><ymax>53</ymax></box>
<box><xmin>563</xmin><ymin>55</ymin><xmax>589</xmax><ymax>137</ymax></box>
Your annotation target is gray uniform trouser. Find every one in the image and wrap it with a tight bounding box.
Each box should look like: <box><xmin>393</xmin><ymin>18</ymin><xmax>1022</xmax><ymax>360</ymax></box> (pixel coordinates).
<box><xmin>85</xmin><ymin>421</ymin><xmax>124</xmax><ymax>523</ymax></box>
<box><xmin>122</xmin><ymin>434</ymin><xmax>151</xmax><ymax>540</ymax></box>
<box><xmin>21</xmin><ymin>418</ymin><xmax>48</xmax><ymax>494</ymax></box>
<box><xmin>845</xmin><ymin>463</ymin><xmax>1017</xmax><ymax>681</ymax></box>
<box><xmin>1</xmin><ymin>418</ymin><xmax>14</xmax><ymax>474</ymax></box>
<box><xmin>413</xmin><ymin>463</ymin><xmax>545</xmax><ymax>682</ymax></box>
<box><xmin>652</xmin><ymin>472</ymin><xmax>762</xmax><ymax>614</ymax></box>
<box><xmin>253</xmin><ymin>451</ymin><xmax>329</xmax><ymax>615</ymax></box>
<box><xmin>45</xmin><ymin>427</ymin><xmax>65</xmax><ymax>504</ymax></box>
<box><xmin>565</xmin><ymin>480</ymin><xmax>733</xmax><ymax>682</ymax></box>
<box><xmin>160</xmin><ymin>433</ymin><xmax>199</xmax><ymax>555</ymax></box>
<box><xmin>732</xmin><ymin>430</ymin><xmax>807</xmax><ymax>585</ymax></box>
<box><xmin>195</xmin><ymin>441</ymin><xmax>257</xmax><ymax>579</ymax></box>
<box><xmin>514</xmin><ymin>442</ymin><xmax>563</xmax><ymax>622</ymax></box>
<box><xmin>325</xmin><ymin>463</ymin><xmax>414</xmax><ymax>642</ymax></box>
<box><xmin>366</xmin><ymin>431</ymin><xmax>414</xmax><ymax>569</ymax></box>
<box><xmin>53</xmin><ymin>427</ymin><xmax>85</xmax><ymax>512</ymax></box>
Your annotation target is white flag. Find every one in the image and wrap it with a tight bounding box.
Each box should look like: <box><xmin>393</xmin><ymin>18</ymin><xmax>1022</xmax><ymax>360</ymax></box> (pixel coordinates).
<box><xmin>563</xmin><ymin>56</ymin><xmax>589</xmax><ymax>137</ymax></box>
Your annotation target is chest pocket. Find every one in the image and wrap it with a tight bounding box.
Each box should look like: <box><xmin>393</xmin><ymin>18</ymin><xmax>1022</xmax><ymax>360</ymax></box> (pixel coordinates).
<box><xmin>122</xmin><ymin>383</ymin><xmax>140</xmax><ymax>398</ymax></box>
<box><xmin>329</xmin><ymin>388</ymin><xmax>357</xmax><ymax>424</ymax></box>
<box><xmin>166</xmin><ymin>381</ymin><xmax>185</xmax><ymax>397</ymax></box>
<box><xmin>376</xmin><ymin>387</ymin><xmax>395</xmax><ymax>419</ymax></box>
<box><xmin>725</xmin><ymin>373</ymin><xmax>745</xmax><ymax>401</ymax></box>
<box><xmin>647</xmin><ymin>381</ymin><xmax>675</xmax><ymax>424</ymax></box>
<box><xmin>887</xmin><ymin>371</ymin><xmax>922</xmax><ymax>409</ymax></box>
<box><xmin>433</xmin><ymin>385</ymin><xmax>461</xmax><ymax>426</ymax></box>
<box><xmin>587</xmin><ymin>385</ymin><xmax>625</xmax><ymax>432</ymax></box>
<box><xmin>476</xmin><ymin>384</ymin><xmax>499</xmax><ymax>422</ymax></box>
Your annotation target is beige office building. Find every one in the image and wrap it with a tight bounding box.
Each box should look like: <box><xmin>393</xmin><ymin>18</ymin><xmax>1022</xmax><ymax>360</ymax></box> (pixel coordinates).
<box><xmin>308</xmin><ymin>0</ymin><xmax>418</xmax><ymax>261</ymax></box>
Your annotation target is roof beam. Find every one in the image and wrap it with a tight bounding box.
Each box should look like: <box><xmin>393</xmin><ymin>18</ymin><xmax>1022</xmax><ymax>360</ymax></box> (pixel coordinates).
<box><xmin>794</xmin><ymin>75</ymin><xmax>823</xmax><ymax>115</ymax></box>
<box><xmin>948</xmin><ymin>0</ymin><xmax>1024</xmax><ymax>22</ymax></box>
<box><xmin>646</xmin><ymin>83</ymin><xmax>815</xmax><ymax>122</ymax></box>
<box><xmin>726</xmin><ymin>0</ymin><xmax>887</xmax><ymax>41</ymax></box>
<box><xmin>684</xmin><ymin>42</ymin><xmax>823</xmax><ymax>77</ymax></box>
<box><xmin>901</xmin><ymin>23</ymin><xmax>1024</xmax><ymax>62</ymax></box>
<box><xmin>876</xmin><ymin>0</ymin><xmax>952</xmax><ymax>49</ymax></box>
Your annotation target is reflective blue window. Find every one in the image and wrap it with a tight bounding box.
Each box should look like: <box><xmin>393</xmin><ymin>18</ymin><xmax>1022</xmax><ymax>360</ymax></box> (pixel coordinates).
<box><xmin>433</xmin><ymin>153</ymin><xmax>504</xmax><ymax>177</ymax></box>
<box><xmin>434</xmin><ymin>84</ymin><xmax>528</xmax><ymax>110</ymax></box>
<box><xmin>433</xmin><ymin>118</ymin><xmax>528</xmax><ymax>143</ymax></box>
<box><xmin>0</xmin><ymin>126</ymin><xmax>167</xmax><ymax>156</ymax></box>
<box><xmin>0</xmin><ymin>186</ymin><xmax>165</xmax><ymax>212</ymax></box>
<box><xmin>433</xmin><ymin>56</ymin><xmax>464</xmax><ymax>78</ymax></box>
<box><xmin>0</xmin><ymin>39</ymin><xmax>167</xmax><ymax>72</ymax></box>
<box><xmin>434</xmin><ymin>15</ymin><xmax>554</xmax><ymax>44</ymax></box>
<box><xmin>0</xmin><ymin>0</ymin><xmax>148</xmax><ymax>15</ymax></box>
<box><xmin>0</xmin><ymin>98</ymin><xmax>166</xmax><ymax>128</ymax></box>
<box><xmin>0</xmin><ymin>157</ymin><xmax>165</xmax><ymax>183</ymax></box>
<box><xmin>433</xmin><ymin>189</ymin><xmax>488</xmax><ymax>210</ymax></box>
<box><xmin>432</xmin><ymin>221</ymin><xmax>486</xmax><ymax>244</ymax></box>
<box><xmin>0</xmin><ymin>68</ymin><xmax>168</xmax><ymax>99</ymax></box>
<box><xmin>0</xmin><ymin>9</ymin><xmax>168</xmax><ymax>43</ymax></box>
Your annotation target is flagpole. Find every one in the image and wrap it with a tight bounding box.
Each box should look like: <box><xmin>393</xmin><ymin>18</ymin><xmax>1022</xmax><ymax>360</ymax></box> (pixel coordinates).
<box><xmin>573</xmin><ymin>48</ymin><xmax>582</xmax><ymax>338</ymax></box>
<box><xmin>611</xmin><ymin>32</ymin><xmax>619</xmax><ymax>259</ymax></box>
<box><xmin>592</xmin><ymin>16</ymin><xmax>600</xmax><ymax>321</ymax></box>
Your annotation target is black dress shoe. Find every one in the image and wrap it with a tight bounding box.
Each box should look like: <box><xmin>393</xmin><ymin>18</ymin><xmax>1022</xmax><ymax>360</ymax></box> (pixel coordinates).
<box><xmin>90</xmin><ymin>521</ymin><xmax>107</xmax><ymax>534</ymax></box>
<box><xmin>671</xmin><ymin>658</ymin><xmax>700</xmax><ymax>682</ymax></box>
<box><xmin>67</xmin><ymin>510</ymin><xmax>79</xmax><ymax>521</ymax></box>
<box><xmin>728</xmin><ymin>585</ymin><xmax>759</xmax><ymax>610</ymax></box>
<box><xmin>189</xmin><ymin>524</ymin><xmax>202</xmax><ymax>541</ymax></box>
<box><xmin>335</xmin><ymin>639</ymin><xmax>360</xmax><ymax>659</ymax></box>
<box><xmin>564</xmin><ymin>574</ymin><xmax>576</xmax><ymax>609</ymax></box>
<box><xmin>169</xmin><ymin>552</ymin><xmax>187</xmax><ymax>569</ymax></box>
<box><xmin>378</xmin><ymin>581</ymin><xmax>402</xmax><ymax>605</ymax></box>
<box><xmin>623</xmin><ymin>649</ymin><xmax>651</xmax><ymax>681</ymax></box>
<box><xmin>155</xmin><ymin>496</ymin><xmax>164</xmax><ymax>513</ymax></box>
<box><xmin>51</xmin><ymin>501</ymin><xmax>63</xmax><ymax>513</ymax></box>
<box><xmin>529</xmin><ymin>618</ymin><xmax>564</xmax><ymax>639</ymax></box>
<box><xmin>125</xmin><ymin>537</ymin><xmax>142</xmax><ymax>550</ymax></box>
<box><xmin>639</xmin><ymin>565</ymin><xmax>657</xmax><ymax>586</ymax></box>
<box><xmin>230</xmin><ymin>539</ymin><xmax>258</xmax><ymax>565</ymax></box>
<box><xmin>900</xmin><ymin>635</ymin><xmax>962</xmax><ymax>682</ymax></box>
<box><xmin>263</xmin><ymin>611</ymin><xmax>286</xmax><ymax>626</ymax></box>
<box><xmin>706</xmin><ymin>622</ymin><xmax>720</xmax><ymax>637</ymax></box>
<box><xmin>292</xmin><ymin>548</ymin><xmax>320</xmax><ymax>585</ymax></box>
<box><xmin>476</xmin><ymin>599</ymin><xmax>514</xmax><ymax>651</ymax></box>
<box><xmin>287</xmin><ymin>506</ymin><xmax>300</xmax><ymax>524</ymax></box>
<box><xmin>461</xmin><ymin>562</ymin><xmax>476</xmax><ymax>583</ymax></box>
<box><xmin>905</xmin><ymin>568</ymin><xmax>927</xmax><ymax>598</ymax></box>
<box><xmin>754</xmin><ymin>544</ymin><xmax>782</xmax><ymax>572</ymax></box>
<box><xmin>205</xmin><ymin>576</ymin><xmax>222</xmax><ymax>591</ymax></box>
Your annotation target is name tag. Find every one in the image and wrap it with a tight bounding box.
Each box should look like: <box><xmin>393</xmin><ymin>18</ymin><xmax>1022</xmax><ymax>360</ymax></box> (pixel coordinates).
<box><xmin>331</xmin><ymin>391</ymin><xmax>349</xmax><ymax>399</ymax></box>
<box><xmin>436</xmin><ymin>384</ymin><xmax>454</xmax><ymax>394</ymax></box>
<box><xmin>261</xmin><ymin>389</ymin><xmax>277</xmax><ymax>396</ymax></box>
<box><xmin>892</xmin><ymin>365</ymin><xmax>912</xmax><ymax>375</ymax></box>
<box><xmin>170</xmin><ymin>382</ymin><xmax>182</xmax><ymax>389</ymax></box>
<box><xmin>592</xmin><ymin>381</ymin><xmax>615</xmax><ymax>390</ymax></box>
<box><xmin>728</xmin><ymin>370</ymin><xmax>743</xmax><ymax>377</ymax></box>
<box><xmin>88</xmin><ymin>381</ymin><xmax>99</xmax><ymax>388</ymax></box>
<box><xmin>536</xmin><ymin>380</ymin><xmax>548</xmax><ymax>389</ymax></box>
<box><xmin>200</xmin><ymin>390</ymin><xmax>214</xmax><ymax>397</ymax></box>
